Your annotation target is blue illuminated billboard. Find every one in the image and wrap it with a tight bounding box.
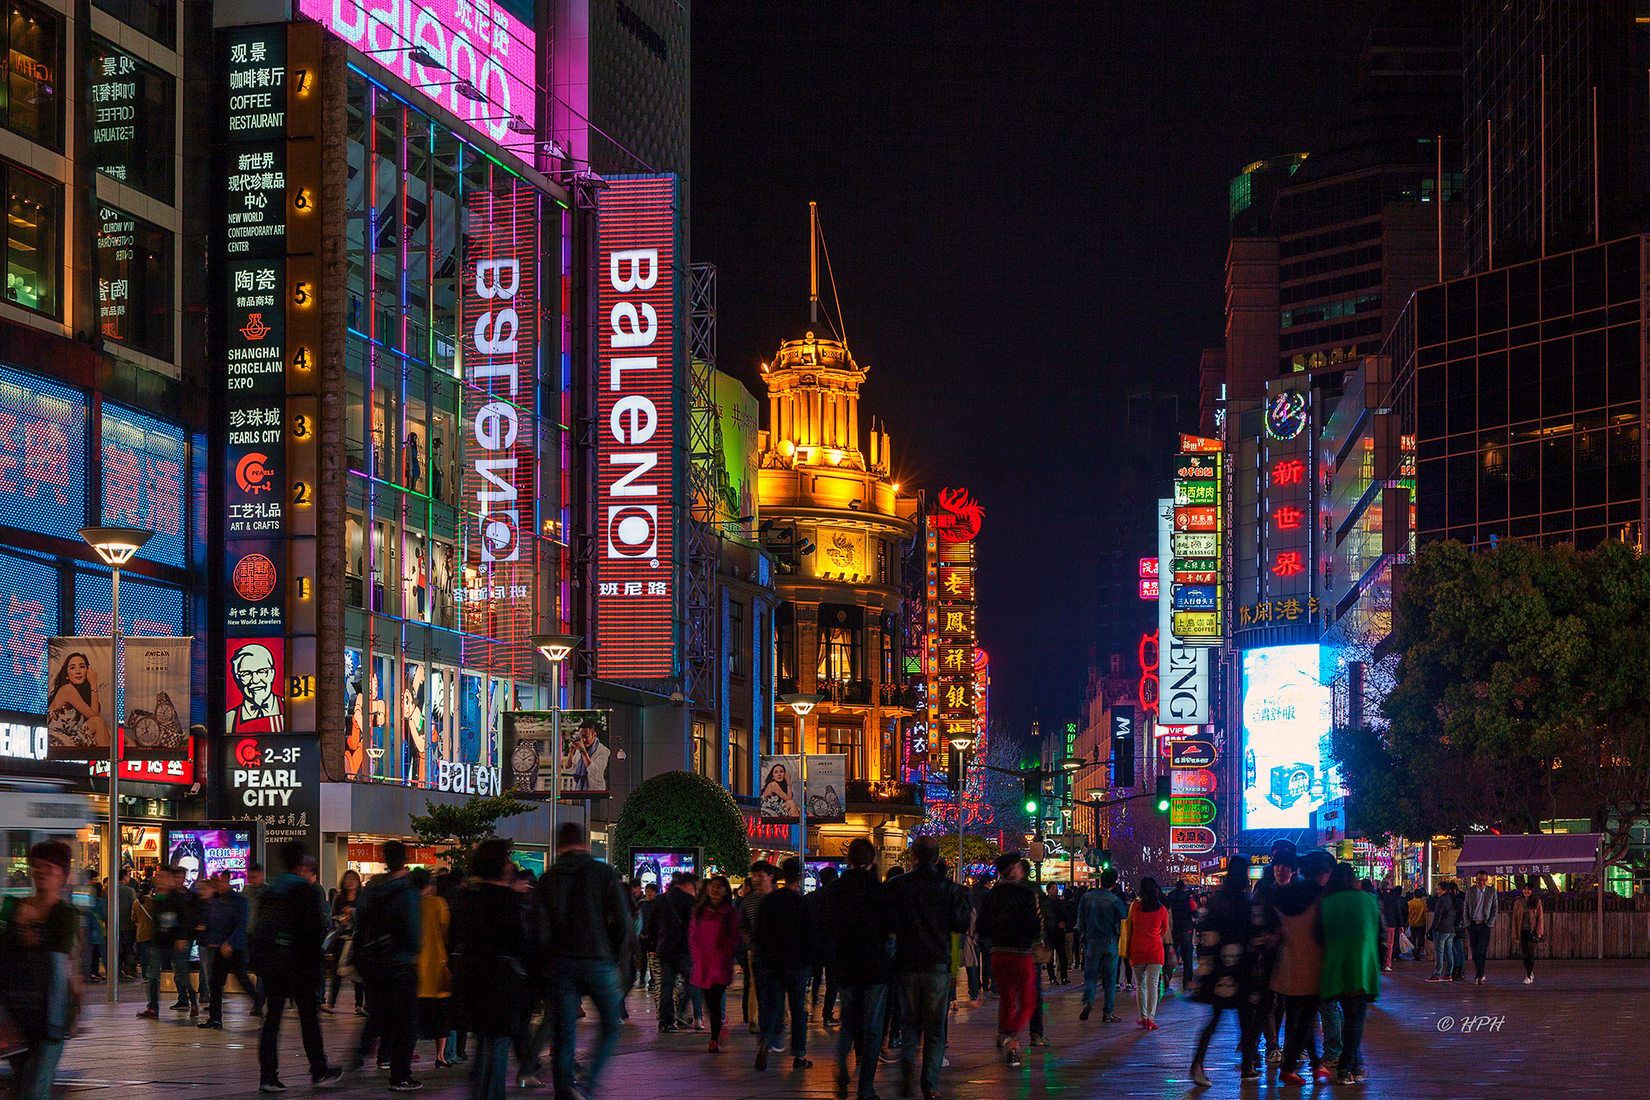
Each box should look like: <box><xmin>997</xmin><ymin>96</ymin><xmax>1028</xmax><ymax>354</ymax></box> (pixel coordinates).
<box><xmin>1240</xmin><ymin>644</ymin><xmax>1336</xmax><ymax>830</ymax></box>
<box><xmin>102</xmin><ymin>405</ymin><xmax>188</xmax><ymax>567</ymax></box>
<box><xmin>0</xmin><ymin>365</ymin><xmax>87</xmax><ymax>539</ymax></box>
<box><xmin>0</xmin><ymin>549</ymin><xmax>60</xmax><ymax>715</ymax></box>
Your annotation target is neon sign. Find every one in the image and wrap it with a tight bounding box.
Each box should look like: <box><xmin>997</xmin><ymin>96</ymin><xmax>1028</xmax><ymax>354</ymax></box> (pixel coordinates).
<box><xmin>298</xmin><ymin>0</ymin><xmax>537</xmax><ymax>165</ymax></box>
<box><xmin>934</xmin><ymin>487</ymin><xmax>984</xmax><ymax>543</ymax></box>
<box><xmin>595</xmin><ymin>176</ymin><xmax>678</xmax><ymax>679</ymax></box>
<box><xmin>460</xmin><ymin>183</ymin><xmax>540</xmax><ymax>677</ymax></box>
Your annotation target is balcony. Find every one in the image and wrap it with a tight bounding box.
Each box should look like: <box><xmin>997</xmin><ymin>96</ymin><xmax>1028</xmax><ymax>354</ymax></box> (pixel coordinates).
<box><xmin>879</xmin><ymin>682</ymin><xmax>920</xmax><ymax>710</ymax></box>
<box><xmin>845</xmin><ymin>777</ymin><xmax>924</xmax><ymax>816</ymax></box>
<box><xmin>822</xmin><ymin>679</ymin><xmax>874</xmax><ymax>706</ymax></box>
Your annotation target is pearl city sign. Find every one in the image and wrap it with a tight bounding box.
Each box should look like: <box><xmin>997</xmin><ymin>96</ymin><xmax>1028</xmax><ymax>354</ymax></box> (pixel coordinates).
<box><xmin>594</xmin><ymin>176</ymin><xmax>680</xmax><ymax>680</ymax></box>
<box><xmin>297</xmin><ymin>0</ymin><xmax>537</xmax><ymax>167</ymax></box>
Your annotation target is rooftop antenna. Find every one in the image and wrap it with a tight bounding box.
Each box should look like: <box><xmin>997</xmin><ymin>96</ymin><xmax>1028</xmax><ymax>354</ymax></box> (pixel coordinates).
<box><xmin>809</xmin><ymin>200</ymin><xmax>819</xmax><ymax>325</ymax></box>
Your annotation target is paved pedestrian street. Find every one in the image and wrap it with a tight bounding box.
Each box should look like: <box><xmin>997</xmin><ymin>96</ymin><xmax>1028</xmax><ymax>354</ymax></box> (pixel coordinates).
<box><xmin>21</xmin><ymin>960</ymin><xmax>1641</xmax><ymax>1100</ymax></box>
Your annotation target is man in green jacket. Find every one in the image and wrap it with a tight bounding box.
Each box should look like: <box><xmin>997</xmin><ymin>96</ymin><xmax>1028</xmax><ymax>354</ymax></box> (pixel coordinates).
<box><xmin>1319</xmin><ymin>864</ymin><xmax>1379</xmax><ymax>1086</ymax></box>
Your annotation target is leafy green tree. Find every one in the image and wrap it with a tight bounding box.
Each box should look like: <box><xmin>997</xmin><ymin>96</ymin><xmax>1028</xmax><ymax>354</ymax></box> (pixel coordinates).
<box><xmin>408</xmin><ymin>792</ymin><xmax>537</xmax><ymax>868</ymax></box>
<box><xmin>1334</xmin><ymin>538</ymin><xmax>1650</xmax><ymax>866</ymax></box>
<box><xmin>612</xmin><ymin>770</ymin><xmax>750</xmax><ymax>875</ymax></box>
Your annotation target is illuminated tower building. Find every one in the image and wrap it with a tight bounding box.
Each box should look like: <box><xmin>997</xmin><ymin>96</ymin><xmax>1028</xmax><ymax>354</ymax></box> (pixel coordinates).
<box><xmin>755</xmin><ymin>240</ymin><xmax>925</xmax><ymax>867</ymax></box>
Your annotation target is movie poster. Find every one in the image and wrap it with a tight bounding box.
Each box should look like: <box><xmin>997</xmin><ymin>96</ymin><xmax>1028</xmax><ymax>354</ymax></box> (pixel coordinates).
<box><xmin>45</xmin><ymin>637</ymin><xmax>115</xmax><ymax>759</ymax></box>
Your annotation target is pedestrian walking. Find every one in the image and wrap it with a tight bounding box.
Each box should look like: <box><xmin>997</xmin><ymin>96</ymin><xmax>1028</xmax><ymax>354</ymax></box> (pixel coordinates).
<box><xmin>1271</xmin><ymin>849</ymin><xmax>1332</xmax><ymax>1087</ymax></box>
<box><xmin>1320</xmin><ymin>863</ymin><xmax>1379</xmax><ymax>1086</ymax></box>
<box><xmin>131</xmin><ymin>873</ymin><xmax>154</xmax><ymax>986</ymax></box>
<box><xmin>886</xmin><ymin>836</ymin><xmax>971</xmax><ymax>1100</ymax></box>
<box><xmin>977</xmin><ymin>852</ymin><xmax>1041</xmax><ymax>1067</ymax></box>
<box><xmin>689</xmin><ymin>874</ymin><xmax>740</xmax><ymax>1053</ymax></box>
<box><xmin>538</xmin><ymin>822</ymin><xmax>632</xmax><ymax>1100</ymax></box>
<box><xmin>116</xmin><ymin>868</ymin><xmax>138</xmax><ymax>979</ymax></box>
<box><xmin>1511</xmin><ymin>880</ymin><xmax>1545</xmax><ymax>984</ymax></box>
<box><xmin>1077</xmin><ymin>868</ymin><xmax>1126</xmax><ymax>1022</ymax></box>
<box><xmin>1380</xmin><ymin>885</ymin><xmax>1407</xmax><ymax>971</ymax></box>
<box><xmin>1464</xmin><ymin>871</ymin><xmax>1499</xmax><ymax>984</ymax></box>
<box><xmin>646</xmin><ymin>871</ymin><xmax>697</xmax><ymax>1032</ymax></box>
<box><xmin>1041</xmin><ymin>884</ymin><xmax>1070</xmax><ymax>985</ymax></box>
<box><xmin>0</xmin><ymin>840</ymin><xmax>81</xmax><ymax>1100</ymax></box>
<box><xmin>199</xmin><ymin>872</ymin><xmax>263</xmax><ymax>1028</ymax></box>
<box><xmin>819</xmin><ymin>838</ymin><xmax>890</xmax><ymax>1100</ymax></box>
<box><xmin>350</xmin><ymin>839</ymin><xmax>422</xmax><ymax>1090</ymax></box>
<box><xmin>450</xmin><ymin>840</ymin><xmax>530</xmax><ymax>1100</ymax></box>
<box><xmin>737</xmin><ymin>860</ymin><xmax>775</xmax><ymax>1034</ymax></box>
<box><xmin>810</xmin><ymin>864</ymin><xmax>840</xmax><ymax>1026</ymax></box>
<box><xmin>412</xmin><ymin>869</ymin><xmax>453</xmax><ymax>1067</ymax></box>
<box><xmin>1188</xmin><ymin>856</ymin><xmax>1265</xmax><ymax>1087</ymax></box>
<box><xmin>250</xmin><ymin>840</ymin><xmax>343</xmax><ymax>1093</ymax></box>
<box><xmin>1165</xmin><ymin>877</ymin><xmax>1197</xmax><ymax>990</ymax></box>
<box><xmin>752</xmin><ymin>857</ymin><xmax>815</xmax><ymax>1071</ymax></box>
<box><xmin>961</xmin><ymin>902</ymin><xmax>983</xmax><ymax>1007</ymax></box>
<box><xmin>1117</xmin><ymin>888</ymin><xmax>1133</xmax><ymax>993</ymax></box>
<box><xmin>1426</xmin><ymin>881</ymin><xmax>1460</xmax><ymax>982</ymax></box>
<box><xmin>1406</xmin><ymin>889</ymin><xmax>1428</xmax><ymax>961</ymax></box>
<box><xmin>1126</xmin><ymin>878</ymin><xmax>1171</xmax><ymax>1029</ymax></box>
<box><xmin>324</xmin><ymin>870</ymin><xmax>364</xmax><ymax>1014</ymax></box>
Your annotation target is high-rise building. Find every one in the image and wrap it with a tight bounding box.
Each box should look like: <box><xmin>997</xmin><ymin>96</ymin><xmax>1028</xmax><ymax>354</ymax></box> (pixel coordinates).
<box><xmin>1462</xmin><ymin>0</ymin><xmax>1650</xmax><ymax>272</ymax></box>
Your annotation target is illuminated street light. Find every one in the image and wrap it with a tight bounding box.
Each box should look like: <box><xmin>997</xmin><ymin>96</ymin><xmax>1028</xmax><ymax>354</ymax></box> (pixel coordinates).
<box><xmin>532</xmin><ymin>634</ymin><xmax>581</xmax><ymax>841</ymax></box>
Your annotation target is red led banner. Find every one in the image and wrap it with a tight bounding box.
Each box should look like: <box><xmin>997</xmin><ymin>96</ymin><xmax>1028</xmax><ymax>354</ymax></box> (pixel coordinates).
<box><xmin>595</xmin><ymin>176</ymin><xmax>678</xmax><ymax>679</ymax></box>
<box><xmin>460</xmin><ymin>184</ymin><xmax>540</xmax><ymax>677</ymax></box>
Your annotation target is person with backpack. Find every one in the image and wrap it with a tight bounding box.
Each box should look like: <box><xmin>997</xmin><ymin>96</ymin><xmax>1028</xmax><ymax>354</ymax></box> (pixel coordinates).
<box><xmin>450</xmin><ymin>840</ymin><xmax>531</xmax><ymax>1100</ymax></box>
<box><xmin>537</xmin><ymin>822</ymin><xmax>633</xmax><ymax>1100</ymax></box>
<box><xmin>251</xmin><ymin>840</ymin><xmax>343</xmax><ymax>1093</ymax></box>
<box><xmin>350</xmin><ymin>839</ymin><xmax>423</xmax><ymax>1090</ymax></box>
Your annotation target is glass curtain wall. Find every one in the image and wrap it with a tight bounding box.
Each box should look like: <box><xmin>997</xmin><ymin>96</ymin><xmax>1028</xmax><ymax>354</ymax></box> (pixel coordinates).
<box><xmin>341</xmin><ymin>71</ymin><xmax>557</xmax><ymax>787</ymax></box>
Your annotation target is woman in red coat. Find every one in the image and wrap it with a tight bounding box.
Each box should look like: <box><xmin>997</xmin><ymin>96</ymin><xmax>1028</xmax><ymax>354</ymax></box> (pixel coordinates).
<box><xmin>1128</xmin><ymin>877</ymin><xmax>1171</xmax><ymax>1028</ymax></box>
<box><xmin>688</xmin><ymin>875</ymin><xmax>741</xmax><ymax>1052</ymax></box>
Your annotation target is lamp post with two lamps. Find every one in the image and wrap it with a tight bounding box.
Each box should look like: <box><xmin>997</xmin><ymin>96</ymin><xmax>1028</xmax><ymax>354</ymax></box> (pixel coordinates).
<box><xmin>80</xmin><ymin>524</ymin><xmax>153</xmax><ymax>1004</ymax></box>
<box><xmin>779</xmin><ymin>693</ymin><xmax>821</xmax><ymax>863</ymax></box>
<box><xmin>532</xmin><ymin>634</ymin><xmax>581</xmax><ymax>839</ymax></box>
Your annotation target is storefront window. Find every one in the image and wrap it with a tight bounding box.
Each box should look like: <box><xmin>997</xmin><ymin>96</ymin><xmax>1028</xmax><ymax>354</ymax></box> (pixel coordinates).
<box><xmin>2</xmin><ymin>1</ymin><xmax>61</xmax><ymax>148</ymax></box>
<box><xmin>4</xmin><ymin>160</ymin><xmax>59</xmax><ymax>315</ymax></box>
<box><xmin>87</xmin><ymin>38</ymin><xmax>174</xmax><ymax>200</ymax></box>
<box><xmin>91</xmin><ymin>0</ymin><xmax>174</xmax><ymax>48</ymax></box>
<box><xmin>95</xmin><ymin>204</ymin><xmax>172</xmax><ymax>358</ymax></box>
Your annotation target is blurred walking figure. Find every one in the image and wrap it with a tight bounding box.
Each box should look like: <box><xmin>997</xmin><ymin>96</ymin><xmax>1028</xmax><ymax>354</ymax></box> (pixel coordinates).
<box><xmin>1271</xmin><ymin>850</ymin><xmax>1332</xmax><ymax>1087</ymax></box>
<box><xmin>1320</xmin><ymin>863</ymin><xmax>1380</xmax><ymax>1085</ymax></box>
<box><xmin>539</xmin><ymin>822</ymin><xmax>632</xmax><ymax>1100</ymax></box>
<box><xmin>199</xmin><ymin>872</ymin><xmax>263</xmax><ymax>1028</ymax></box>
<box><xmin>414</xmin><ymin>869</ymin><xmax>453</xmax><ymax>1067</ymax></box>
<box><xmin>0</xmin><ymin>840</ymin><xmax>81</xmax><ymax>1100</ymax></box>
<box><xmin>450</xmin><ymin>840</ymin><xmax>529</xmax><ymax>1100</ymax></box>
<box><xmin>1188</xmin><ymin>856</ymin><xmax>1265</xmax><ymax>1087</ymax></box>
<box><xmin>350</xmin><ymin>840</ymin><xmax>422</xmax><ymax>1090</ymax></box>
<box><xmin>753</xmin><ymin>858</ymin><xmax>815</xmax><ymax>1071</ymax></box>
<box><xmin>250</xmin><ymin>840</ymin><xmax>343</xmax><ymax>1093</ymax></box>
<box><xmin>886</xmin><ymin>836</ymin><xmax>971</xmax><ymax>1100</ymax></box>
<box><xmin>689</xmin><ymin>874</ymin><xmax>740</xmax><ymax>1053</ymax></box>
<box><xmin>819</xmin><ymin>838</ymin><xmax>890</xmax><ymax>1100</ymax></box>
<box><xmin>977</xmin><ymin>852</ymin><xmax>1041</xmax><ymax>1067</ymax></box>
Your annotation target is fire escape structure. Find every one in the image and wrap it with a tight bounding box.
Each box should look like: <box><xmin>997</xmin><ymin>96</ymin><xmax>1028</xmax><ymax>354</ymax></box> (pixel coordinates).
<box><xmin>683</xmin><ymin>262</ymin><xmax>726</xmax><ymax>709</ymax></box>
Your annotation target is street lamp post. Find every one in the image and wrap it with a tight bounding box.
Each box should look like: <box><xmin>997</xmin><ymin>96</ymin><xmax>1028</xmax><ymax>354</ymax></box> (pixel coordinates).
<box><xmin>780</xmin><ymin>693</ymin><xmax>821</xmax><ymax>866</ymax></box>
<box><xmin>532</xmin><ymin>634</ymin><xmax>580</xmax><ymax>843</ymax></box>
<box><xmin>950</xmin><ymin>734</ymin><xmax>974</xmax><ymax>884</ymax></box>
<box><xmin>80</xmin><ymin>524</ymin><xmax>153</xmax><ymax>1005</ymax></box>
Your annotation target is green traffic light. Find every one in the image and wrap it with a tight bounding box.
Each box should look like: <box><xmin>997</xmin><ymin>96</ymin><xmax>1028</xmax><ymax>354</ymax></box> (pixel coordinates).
<box><xmin>1025</xmin><ymin>799</ymin><xmax>1038</xmax><ymax>814</ymax></box>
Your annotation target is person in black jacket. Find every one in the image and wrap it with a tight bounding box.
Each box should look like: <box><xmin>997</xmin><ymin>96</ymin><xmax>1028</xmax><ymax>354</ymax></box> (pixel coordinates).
<box><xmin>450</xmin><ymin>838</ymin><xmax>530</xmax><ymax>1100</ymax></box>
<box><xmin>252</xmin><ymin>841</ymin><xmax>343</xmax><ymax>1092</ymax></box>
<box><xmin>350</xmin><ymin>840</ymin><xmax>422</xmax><ymax>1089</ymax></box>
<box><xmin>978</xmin><ymin>853</ymin><xmax>1042</xmax><ymax>1067</ymax></box>
<box><xmin>809</xmin><ymin>864</ymin><xmax>840</xmax><ymax>1026</ymax></box>
<box><xmin>887</xmin><ymin>836</ymin><xmax>971</xmax><ymax>1100</ymax></box>
<box><xmin>1165</xmin><ymin>879</ymin><xmax>1197</xmax><ymax>990</ymax></box>
<box><xmin>537</xmin><ymin>822</ymin><xmax>633</xmax><ymax>1100</ymax></box>
<box><xmin>753</xmin><ymin>857</ymin><xmax>814</xmax><ymax>1071</ymax></box>
<box><xmin>645</xmin><ymin>871</ymin><xmax>698</xmax><ymax>1031</ymax></box>
<box><xmin>820</xmin><ymin>838</ymin><xmax>890</xmax><ymax>1100</ymax></box>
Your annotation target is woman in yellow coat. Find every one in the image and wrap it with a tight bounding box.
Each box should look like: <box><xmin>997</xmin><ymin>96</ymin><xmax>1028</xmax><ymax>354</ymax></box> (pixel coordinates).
<box><xmin>414</xmin><ymin>869</ymin><xmax>454</xmax><ymax>1066</ymax></box>
<box><xmin>1118</xmin><ymin>890</ymin><xmax>1135</xmax><ymax>992</ymax></box>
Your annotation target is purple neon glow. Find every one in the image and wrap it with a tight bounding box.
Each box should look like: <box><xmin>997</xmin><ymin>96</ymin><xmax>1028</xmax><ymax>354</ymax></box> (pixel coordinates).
<box><xmin>299</xmin><ymin>0</ymin><xmax>536</xmax><ymax>164</ymax></box>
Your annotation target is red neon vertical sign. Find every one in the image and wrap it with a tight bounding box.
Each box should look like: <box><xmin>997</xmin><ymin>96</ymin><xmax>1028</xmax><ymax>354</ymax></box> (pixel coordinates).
<box><xmin>595</xmin><ymin>176</ymin><xmax>678</xmax><ymax>678</ymax></box>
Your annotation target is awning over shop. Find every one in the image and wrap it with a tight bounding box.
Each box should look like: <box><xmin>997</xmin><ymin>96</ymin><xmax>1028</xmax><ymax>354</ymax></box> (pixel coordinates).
<box><xmin>1453</xmin><ymin>833</ymin><xmax>1603</xmax><ymax>876</ymax></box>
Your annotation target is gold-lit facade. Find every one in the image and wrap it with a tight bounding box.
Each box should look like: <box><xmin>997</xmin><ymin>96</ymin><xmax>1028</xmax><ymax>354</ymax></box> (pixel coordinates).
<box><xmin>757</xmin><ymin>329</ymin><xmax>924</xmax><ymax>866</ymax></box>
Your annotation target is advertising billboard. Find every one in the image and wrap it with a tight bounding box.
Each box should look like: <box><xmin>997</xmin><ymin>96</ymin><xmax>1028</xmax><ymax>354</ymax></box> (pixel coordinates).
<box><xmin>297</xmin><ymin>0</ymin><xmax>537</xmax><ymax>165</ymax></box>
<box><xmin>1241</xmin><ymin>644</ymin><xmax>1336</xmax><ymax>830</ymax></box>
<box><xmin>44</xmin><ymin>638</ymin><xmax>114</xmax><ymax>759</ymax></box>
<box><xmin>162</xmin><ymin>825</ymin><xmax>256</xmax><ymax>892</ymax></box>
<box><xmin>595</xmin><ymin>176</ymin><xmax>680</xmax><ymax>680</ymax></box>
<box><xmin>758</xmin><ymin>754</ymin><xmax>847</xmax><ymax>824</ymax></box>
<box><xmin>632</xmin><ymin>848</ymin><xmax>700</xmax><ymax>889</ymax></box>
<box><xmin>1156</xmin><ymin>500</ymin><xmax>1210</xmax><ymax>726</ymax></box>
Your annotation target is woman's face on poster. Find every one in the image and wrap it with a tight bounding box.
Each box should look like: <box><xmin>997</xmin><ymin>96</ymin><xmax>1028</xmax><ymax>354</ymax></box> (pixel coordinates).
<box><xmin>66</xmin><ymin>654</ymin><xmax>89</xmax><ymax>684</ymax></box>
<box><xmin>177</xmin><ymin>855</ymin><xmax>200</xmax><ymax>889</ymax></box>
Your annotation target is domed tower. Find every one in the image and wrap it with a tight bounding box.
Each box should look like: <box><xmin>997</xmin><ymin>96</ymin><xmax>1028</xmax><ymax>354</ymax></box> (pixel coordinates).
<box><xmin>754</xmin><ymin>205</ymin><xmax>923</xmax><ymax>870</ymax></box>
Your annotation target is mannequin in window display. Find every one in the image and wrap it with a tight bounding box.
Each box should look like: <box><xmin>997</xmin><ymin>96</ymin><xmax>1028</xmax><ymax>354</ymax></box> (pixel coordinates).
<box><xmin>403</xmin><ymin>429</ymin><xmax>422</xmax><ymax>492</ymax></box>
<box><xmin>430</xmin><ymin>436</ymin><xmax>445</xmax><ymax>501</ymax></box>
<box><xmin>402</xmin><ymin>663</ymin><xmax>426</xmax><ymax>784</ymax></box>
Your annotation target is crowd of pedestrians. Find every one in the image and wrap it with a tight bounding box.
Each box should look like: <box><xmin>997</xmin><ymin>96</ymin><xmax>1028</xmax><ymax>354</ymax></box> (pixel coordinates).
<box><xmin>0</xmin><ymin>828</ymin><xmax>1572</xmax><ymax>1100</ymax></box>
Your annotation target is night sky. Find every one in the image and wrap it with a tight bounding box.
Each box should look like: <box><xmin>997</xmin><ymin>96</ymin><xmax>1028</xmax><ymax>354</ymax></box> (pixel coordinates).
<box><xmin>691</xmin><ymin>3</ymin><xmax>1378</xmax><ymax>736</ymax></box>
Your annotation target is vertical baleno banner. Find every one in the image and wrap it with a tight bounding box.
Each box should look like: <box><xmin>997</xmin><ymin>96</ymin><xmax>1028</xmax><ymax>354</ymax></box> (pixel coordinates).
<box><xmin>594</xmin><ymin>176</ymin><xmax>680</xmax><ymax>680</ymax></box>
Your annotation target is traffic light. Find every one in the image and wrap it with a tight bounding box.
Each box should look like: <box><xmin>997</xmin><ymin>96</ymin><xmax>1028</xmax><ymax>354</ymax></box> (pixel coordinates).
<box><xmin>1155</xmin><ymin>775</ymin><xmax>1171</xmax><ymax>814</ymax></box>
<box><xmin>1099</xmin><ymin>848</ymin><xmax>1113</xmax><ymax>872</ymax></box>
<box><xmin>1023</xmin><ymin>773</ymin><xmax>1039</xmax><ymax>816</ymax></box>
